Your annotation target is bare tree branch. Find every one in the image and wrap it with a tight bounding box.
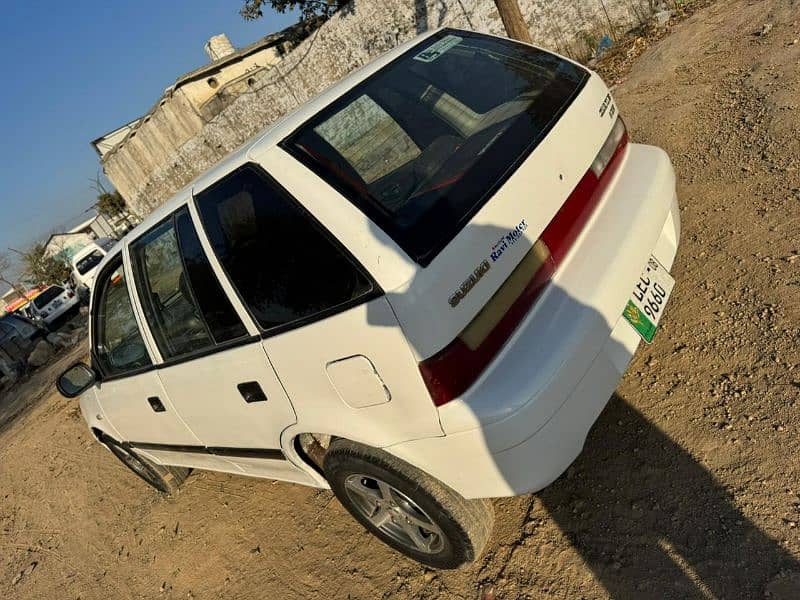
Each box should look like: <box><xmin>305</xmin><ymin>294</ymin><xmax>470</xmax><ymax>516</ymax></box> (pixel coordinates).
<box><xmin>240</xmin><ymin>0</ymin><xmax>348</xmax><ymax>22</ymax></box>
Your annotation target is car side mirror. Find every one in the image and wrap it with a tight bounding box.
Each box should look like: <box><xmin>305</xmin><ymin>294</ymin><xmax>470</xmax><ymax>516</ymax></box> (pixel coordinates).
<box><xmin>57</xmin><ymin>363</ymin><xmax>97</xmax><ymax>398</ymax></box>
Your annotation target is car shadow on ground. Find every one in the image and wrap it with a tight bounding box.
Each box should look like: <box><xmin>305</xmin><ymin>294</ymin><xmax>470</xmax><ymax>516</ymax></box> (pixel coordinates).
<box><xmin>367</xmin><ymin>210</ymin><xmax>798</xmax><ymax>595</ymax></box>
<box><xmin>536</xmin><ymin>393</ymin><xmax>799</xmax><ymax>599</ymax></box>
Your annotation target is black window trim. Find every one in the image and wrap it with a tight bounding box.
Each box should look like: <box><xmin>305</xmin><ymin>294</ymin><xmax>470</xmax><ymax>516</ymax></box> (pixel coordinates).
<box><xmin>278</xmin><ymin>27</ymin><xmax>590</xmax><ymax>267</ymax></box>
<box><xmin>127</xmin><ymin>206</ymin><xmax>253</xmax><ymax>369</ymax></box>
<box><xmin>90</xmin><ymin>254</ymin><xmax>155</xmax><ymax>382</ymax></box>
<box><xmin>159</xmin><ymin>334</ymin><xmax>263</xmax><ymax>369</ymax></box>
<box><xmin>191</xmin><ymin>162</ymin><xmax>383</xmax><ymax>341</ymax></box>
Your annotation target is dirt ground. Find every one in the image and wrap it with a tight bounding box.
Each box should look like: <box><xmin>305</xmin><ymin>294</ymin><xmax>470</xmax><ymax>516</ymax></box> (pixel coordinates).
<box><xmin>3</xmin><ymin>1</ymin><xmax>800</xmax><ymax>598</ymax></box>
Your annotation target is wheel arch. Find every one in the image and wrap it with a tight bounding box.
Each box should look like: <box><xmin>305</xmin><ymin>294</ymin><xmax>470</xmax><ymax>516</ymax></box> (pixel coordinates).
<box><xmin>282</xmin><ymin>429</ymin><xmax>408</xmax><ymax>490</ymax></box>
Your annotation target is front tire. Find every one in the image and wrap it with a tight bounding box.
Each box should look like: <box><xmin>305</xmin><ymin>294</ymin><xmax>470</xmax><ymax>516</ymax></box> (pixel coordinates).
<box><xmin>324</xmin><ymin>439</ymin><xmax>493</xmax><ymax>569</ymax></box>
<box><xmin>102</xmin><ymin>436</ymin><xmax>189</xmax><ymax>494</ymax></box>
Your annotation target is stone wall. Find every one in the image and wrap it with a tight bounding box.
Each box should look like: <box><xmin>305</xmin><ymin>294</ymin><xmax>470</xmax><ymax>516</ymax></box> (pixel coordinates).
<box><xmin>105</xmin><ymin>0</ymin><xmax>655</xmax><ymax>217</ymax></box>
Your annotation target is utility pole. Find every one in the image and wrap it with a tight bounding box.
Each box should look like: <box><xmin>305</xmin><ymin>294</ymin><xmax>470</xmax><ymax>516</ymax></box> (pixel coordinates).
<box><xmin>493</xmin><ymin>0</ymin><xmax>533</xmax><ymax>44</ymax></box>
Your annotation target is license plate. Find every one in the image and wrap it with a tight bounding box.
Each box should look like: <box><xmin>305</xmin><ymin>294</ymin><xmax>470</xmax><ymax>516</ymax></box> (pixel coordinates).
<box><xmin>623</xmin><ymin>255</ymin><xmax>674</xmax><ymax>343</ymax></box>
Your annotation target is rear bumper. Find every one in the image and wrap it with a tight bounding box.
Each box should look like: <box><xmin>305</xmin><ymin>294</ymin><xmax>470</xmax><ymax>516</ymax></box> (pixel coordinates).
<box><xmin>386</xmin><ymin>144</ymin><xmax>680</xmax><ymax>498</ymax></box>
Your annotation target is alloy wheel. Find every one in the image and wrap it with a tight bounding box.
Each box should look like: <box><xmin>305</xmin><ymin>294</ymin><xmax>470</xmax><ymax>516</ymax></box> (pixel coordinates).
<box><xmin>343</xmin><ymin>474</ymin><xmax>444</xmax><ymax>554</ymax></box>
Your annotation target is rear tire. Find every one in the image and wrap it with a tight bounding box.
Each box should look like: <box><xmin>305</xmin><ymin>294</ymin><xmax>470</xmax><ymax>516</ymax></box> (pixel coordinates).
<box><xmin>324</xmin><ymin>439</ymin><xmax>493</xmax><ymax>569</ymax></box>
<box><xmin>102</xmin><ymin>436</ymin><xmax>190</xmax><ymax>494</ymax></box>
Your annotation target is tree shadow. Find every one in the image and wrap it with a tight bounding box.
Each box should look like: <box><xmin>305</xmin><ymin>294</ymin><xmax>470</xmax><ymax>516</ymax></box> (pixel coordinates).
<box><xmin>536</xmin><ymin>393</ymin><xmax>799</xmax><ymax>598</ymax></box>
<box><xmin>414</xmin><ymin>0</ymin><xmax>429</xmax><ymax>34</ymax></box>
<box><xmin>414</xmin><ymin>0</ymin><xmax>475</xmax><ymax>33</ymax></box>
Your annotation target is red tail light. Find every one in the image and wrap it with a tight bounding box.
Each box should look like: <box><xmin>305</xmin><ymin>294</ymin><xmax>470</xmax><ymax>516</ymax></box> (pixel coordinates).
<box><xmin>419</xmin><ymin>118</ymin><xmax>629</xmax><ymax>407</ymax></box>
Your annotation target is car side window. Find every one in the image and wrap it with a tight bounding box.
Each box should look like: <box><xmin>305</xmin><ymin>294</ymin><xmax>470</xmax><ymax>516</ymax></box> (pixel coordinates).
<box><xmin>93</xmin><ymin>258</ymin><xmax>152</xmax><ymax>378</ymax></box>
<box><xmin>194</xmin><ymin>164</ymin><xmax>375</xmax><ymax>332</ymax></box>
<box><xmin>130</xmin><ymin>206</ymin><xmax>247</xmax><ymax>362</ymax></box>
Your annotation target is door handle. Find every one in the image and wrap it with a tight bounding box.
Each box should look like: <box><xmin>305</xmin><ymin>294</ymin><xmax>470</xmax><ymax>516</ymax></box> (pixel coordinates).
<box><xmin>147</xmin><ymin>396</ymin><xmax>166</xmax><ymax>412</ymax></box>
<box><xmin>237</xmin><ymin>382</ymin><xmax>268</xmax><ymax>403</ymax></box>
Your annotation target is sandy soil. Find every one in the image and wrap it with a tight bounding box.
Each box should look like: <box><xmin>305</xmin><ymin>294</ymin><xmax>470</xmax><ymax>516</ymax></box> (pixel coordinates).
<box><xmin>2</xmin><ymin>1</ymin><xmax>800</xmax><ymax>598</ymax></box>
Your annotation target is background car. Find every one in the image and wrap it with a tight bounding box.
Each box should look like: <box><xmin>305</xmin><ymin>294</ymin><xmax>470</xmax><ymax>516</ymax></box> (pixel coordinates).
<box><xmin>29</xmin><ymin>285</ymin><xmax>80</xmax><ymax>327</ymax></box>
<box><xmin>0</xmin><ymin>313</ymin><xmax>47</xmax><ymax>381</ymax></box>
<box><xmin>71</xmin><ymin>237</ymin><xmax>117</xmax><ymax>290</ymax></box>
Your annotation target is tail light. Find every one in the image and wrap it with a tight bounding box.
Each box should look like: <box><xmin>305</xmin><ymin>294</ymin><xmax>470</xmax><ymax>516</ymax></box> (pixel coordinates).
<box><xmin>420</xmin><ymin>118</ymin><xmax>629</xmax><ymax>407</ymax></box>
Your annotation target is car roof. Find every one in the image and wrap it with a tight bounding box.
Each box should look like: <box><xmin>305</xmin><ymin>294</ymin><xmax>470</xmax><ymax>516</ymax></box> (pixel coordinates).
<box><xmin>115</xmin><ymin>28</ymin><xmax>442</xmax><ymax>246</ymax></box>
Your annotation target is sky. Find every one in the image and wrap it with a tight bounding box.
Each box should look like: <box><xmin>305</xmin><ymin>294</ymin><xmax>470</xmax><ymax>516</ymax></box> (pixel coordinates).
<box><xmin>0</xmin><ymin>1</ymin><xmax>297</xmax><ymax>262</ymax></box>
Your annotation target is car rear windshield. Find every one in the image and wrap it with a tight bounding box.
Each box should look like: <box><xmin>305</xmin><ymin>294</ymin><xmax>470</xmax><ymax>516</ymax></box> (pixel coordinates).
<box><xmin>33</xmin><ymin>286</ymin><xmax>63</xmax><ymax>308</ymax></box>
<box><xmin>76</xmin><ymin>250</ymin><xmax>104</xmax><ymax>274</ymax></box>
<box><xmin>283</xmin><ymin>29</ymin><xmax>588</xmax><ymax>265</ymax></box>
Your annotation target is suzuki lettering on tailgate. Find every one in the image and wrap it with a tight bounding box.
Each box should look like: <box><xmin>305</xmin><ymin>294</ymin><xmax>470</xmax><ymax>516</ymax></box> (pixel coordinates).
<box><xmin>449</xmin><ymin>220</ymin><xmax>529</xmax><ymax>308</ymax></box>
<box><xmin>449</xmin><ymin>260</ymin><xmax>491</xmax><ymax>308</ymax></box>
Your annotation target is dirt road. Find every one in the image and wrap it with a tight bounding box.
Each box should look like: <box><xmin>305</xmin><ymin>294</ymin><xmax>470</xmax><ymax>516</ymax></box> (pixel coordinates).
<box><xmin>2</xmin><ymin>1</ymin><xmax>800</xmax><ymax>598</ymax></box>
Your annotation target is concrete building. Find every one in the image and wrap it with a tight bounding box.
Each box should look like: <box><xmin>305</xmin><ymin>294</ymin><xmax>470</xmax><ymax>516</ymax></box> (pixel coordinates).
<box><xmin>43</xmin><ymin>232</ymin><xmax>95</xmax><ymax>263</ymax></box>
<box><xmin>43</xmin><ymin>211</ymin><xmax>130</xmax><ymax>264</ymax></box>
<box><xmin>91</xmin><ymin>118</ymin><xmax>141</xmax><ymax>161</ymax></box>
<box><xmin>0</xmin><ymin>286</ymin><xmax>47</xmax><ymax>315</ymax></box>
<box><xmin>93</xmin><ymin>20</ymin><xmax>320</xmax><ymax>216</ymax></box>
<box><xmin>67</xmin><ymin>213</ymin><xmax>118</xmax><ymax>239</ymax></box>
<box><xmin>96</xmin><ymin>0</ymin><xmax>654</xmax><ymax>219</ymax></box>
<box><xmin>0</xmin><ymin>288</ymin><xmax>27</xmax><ymax>314</ymax></box>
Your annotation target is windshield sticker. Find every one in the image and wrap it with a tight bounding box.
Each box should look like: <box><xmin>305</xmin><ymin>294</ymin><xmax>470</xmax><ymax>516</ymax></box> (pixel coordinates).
<box><xmin>413</xmin><ymin>35</ymin><xmax>463</xmax><ymax>63</ymax></box>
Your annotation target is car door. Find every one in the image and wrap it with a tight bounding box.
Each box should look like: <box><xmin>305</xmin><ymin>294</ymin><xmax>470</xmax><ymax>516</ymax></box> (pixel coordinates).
<box><xmin>90</xmin><ymin>256</ymin><xmax>234</xmax><ymax>472</ymax></box>
<box><xmin>191</xmin><ymin>164</ymin><xmax>443</xmax><ymax>453</ymax></box>
<box><xmin>127</xmin><ymin>204</ymin><xmax>313</xmax><ymax>485</ymax></box>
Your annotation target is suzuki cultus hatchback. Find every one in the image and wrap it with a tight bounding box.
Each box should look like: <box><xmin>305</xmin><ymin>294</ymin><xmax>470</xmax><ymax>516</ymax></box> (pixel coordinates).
<box><xmin>59</xmin><ymin>29</ymin><xmax>680</xmax><ymax>569</ymax></box>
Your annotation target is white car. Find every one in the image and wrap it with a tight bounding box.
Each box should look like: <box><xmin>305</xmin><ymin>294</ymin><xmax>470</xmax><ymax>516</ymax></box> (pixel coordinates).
<box><xmin>58</xmin><ymin>29</ymin><xmax>679</xmax><ymax>569</ymax></box>
<box><xmin>30</xmin><ymin>285</ymin><xmax>80</xmax><ymax>327</ymax></box>
<box><xmin>71</xmin><ymin>238</ymin><xmax>116</xmax><ymax>290</ymax></box>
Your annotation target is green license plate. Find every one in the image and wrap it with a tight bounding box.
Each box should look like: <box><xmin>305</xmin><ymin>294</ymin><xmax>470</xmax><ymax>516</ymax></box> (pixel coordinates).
<box><xmin>623</xmin><ymin>255</ymin><xmax>675</xmax><ymax>343</ymax></box>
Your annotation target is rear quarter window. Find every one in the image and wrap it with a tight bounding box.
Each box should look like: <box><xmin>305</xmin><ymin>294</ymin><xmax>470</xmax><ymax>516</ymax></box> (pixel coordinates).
<box><xmin>194</xmin><ymin>165</ymin><xmax>377</xmax><ymax>334</ymax></box>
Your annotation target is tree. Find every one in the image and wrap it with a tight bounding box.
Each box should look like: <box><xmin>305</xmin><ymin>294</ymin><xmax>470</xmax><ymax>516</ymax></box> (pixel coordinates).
<box><xmin>96</xmin><ymin>191</ymin><xmax>127</xmax><ymax>221</ymax></box>
<box><xmin>90</xmin><ymin>173</ymin><xmax>134</xmax><ymax>230</ymax></box>
<box><xmin>240</xmin><ymin>0</ymin><xmax>349</xmax><ymax>22</ymax></box>
<box><xmin>20</xmin><ymin>243</ymin><xmax>71</xmax><ymax>287</ymax></box>
<box><xmin>0</xmin><ymin>253</ymin><xmax>27</xmax><ymax>299</ymax></box>
<box><xmin>493</xmin><ymin>0</ymin><xmax>533</xmax><ymax>44</ymax></box>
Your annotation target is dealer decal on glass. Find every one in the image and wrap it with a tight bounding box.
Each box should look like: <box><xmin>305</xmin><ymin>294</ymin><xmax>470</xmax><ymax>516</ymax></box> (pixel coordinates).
<box><xmin>623</xmin><ymin>255</ymin><xmax>675</xmax><ymax>343</ymax></box>
<box><xmin>413</xmin><ymin>35</ymin><xmax>463</xmax><ymax>63</ymax></box>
